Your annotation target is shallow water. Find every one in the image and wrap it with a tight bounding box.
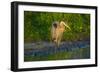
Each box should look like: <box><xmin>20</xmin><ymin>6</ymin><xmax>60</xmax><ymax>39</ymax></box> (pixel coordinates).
<box><xmin>24</xmin><ymin>40</ymin><xmax>90</xmax><ymax>61</ymax></box>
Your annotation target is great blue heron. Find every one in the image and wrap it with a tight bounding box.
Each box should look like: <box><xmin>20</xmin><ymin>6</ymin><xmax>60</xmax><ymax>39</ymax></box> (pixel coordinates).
<box><xmin>51</xmin><ymin>21</ymin><xmax>71</xmax><ymax>47</ymax></box>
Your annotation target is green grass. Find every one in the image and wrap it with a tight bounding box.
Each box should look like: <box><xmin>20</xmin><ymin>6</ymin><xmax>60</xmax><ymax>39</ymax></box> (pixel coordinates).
<box><xmin>24</xmin><ymin>47</ymin><xmax>90</xmax><ymax>62</ymax></box>
<box><xmin>24</xmin><ymin>11</ymin><xmax>90</xmax><ymax>43</ymax></box>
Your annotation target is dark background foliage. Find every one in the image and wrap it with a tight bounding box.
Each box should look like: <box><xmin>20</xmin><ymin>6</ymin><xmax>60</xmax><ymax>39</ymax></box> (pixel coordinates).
<box><xmin>24</xmin><ymin>11</ymin><xmax>90</xmax><ymax>43</ymax></box>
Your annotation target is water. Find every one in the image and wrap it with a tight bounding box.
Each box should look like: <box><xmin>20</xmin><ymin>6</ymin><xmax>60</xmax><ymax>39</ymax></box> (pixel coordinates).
<box><xmin>24</xmin><ymin>40</ymin><xmax>90</xmax><ymax>61</ymax></box>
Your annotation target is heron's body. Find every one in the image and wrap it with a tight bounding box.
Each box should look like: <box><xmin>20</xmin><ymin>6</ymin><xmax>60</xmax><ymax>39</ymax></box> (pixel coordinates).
<box><xmin>51</xmin><ymin>21</ymin><xmax>71</xmax><ymax>47</ymax></box>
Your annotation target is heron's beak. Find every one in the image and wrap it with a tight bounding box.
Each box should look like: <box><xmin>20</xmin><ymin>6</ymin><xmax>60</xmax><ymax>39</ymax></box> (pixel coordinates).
<box><xmin>63</xmin><ymin>23</ymin><xmax>71</xmax><ymax>30</ymax></box>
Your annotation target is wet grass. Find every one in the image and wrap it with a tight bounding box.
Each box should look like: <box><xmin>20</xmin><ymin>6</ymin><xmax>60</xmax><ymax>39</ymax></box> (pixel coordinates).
<box><xmin>24</xmin><ymin>47</ymin><xmax>90</xmax><ymax>62</ymax></box>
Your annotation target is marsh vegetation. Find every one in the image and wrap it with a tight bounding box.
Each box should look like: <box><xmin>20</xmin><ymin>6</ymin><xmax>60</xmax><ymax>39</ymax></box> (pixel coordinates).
<box><xmin>24</xmin><ymin>11</ymin><xmax>90</xmax><ymax>62</ymax></box>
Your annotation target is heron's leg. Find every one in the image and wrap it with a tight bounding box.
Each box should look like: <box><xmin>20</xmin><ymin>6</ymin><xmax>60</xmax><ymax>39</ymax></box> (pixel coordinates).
<box><xmin>57</xmin><ymin>40</ymin><xmax>60</xmax><ymax>47</ymax></box>
<box><xmin>57</xmin><ymin>33</ymin><xmax>63</xmax><ymax>47</ymax></box>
